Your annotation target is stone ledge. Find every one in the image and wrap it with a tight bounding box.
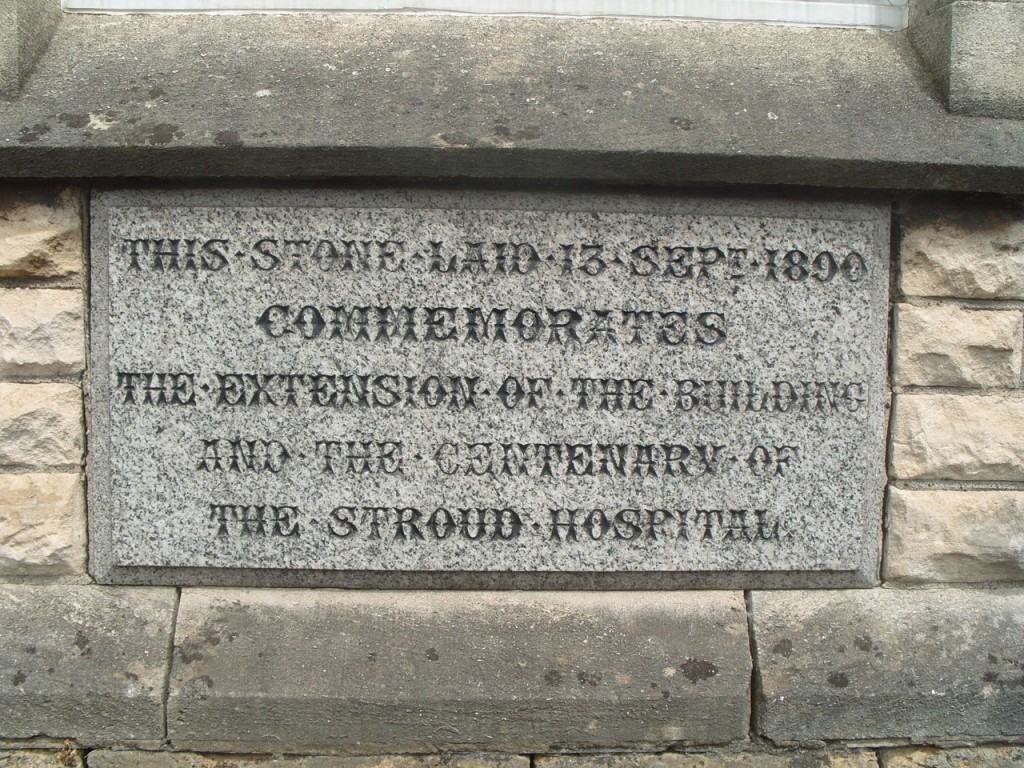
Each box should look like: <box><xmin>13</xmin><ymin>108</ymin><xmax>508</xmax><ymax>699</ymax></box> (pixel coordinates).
<box><xmin>753</xmin><ymin>588</ymin><xmax>1024</xmax><ymax>743</ymax></box>
<box><xmin>167</xmin><ymin>589</ymin><xmax>751</xmax><ymax>754</ymax></box>
<box><xmin>89</xmin><ymin>752</ymin><xmax>530</xmax><ymax>768</ymax></box>
<box><xmin>0</xmin><ymin>14</ymin><xmax>1023</xmax><ymax>193</ymax></box>
<box><xmin>0</xmin><ymin>585</ymin><xmax>177</xmax><ymax>744</ymax></box>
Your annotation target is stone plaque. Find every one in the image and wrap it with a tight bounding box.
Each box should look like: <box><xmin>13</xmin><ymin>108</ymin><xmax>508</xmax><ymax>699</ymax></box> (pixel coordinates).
<box><xmin>90</xmin><ymin>190</ymin><xmax>889</xmax><ymax>587</ymax></box>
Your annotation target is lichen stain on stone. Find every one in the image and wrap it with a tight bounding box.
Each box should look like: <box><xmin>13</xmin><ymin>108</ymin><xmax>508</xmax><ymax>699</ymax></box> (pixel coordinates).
<box><xmin>679</xmin><ymin>658</ymin><xmax>718</xmax><ymax>683</ymax></box>
<box><xmin>425</xmin><ymin>647</ymin><xmax>439</xmax><ymax>661</ymax></box>
<box><xmin>18</xmin><ymin>124</ymin><xmax>51</xmax><ymax>144</ymax></box>
<box><xmin>771</xmin><ymin>639</ymin><xmax>794</xmax><ymax>657</ymax></box>
<box><xmin>181</xmin><ymin>675</ymin><xmax>214</xmax><ymax>699</ymax></box>
<box><xmin>827</xmin><ymin>671</ymin><xmax>850</xmax><ymax>688</ymax></box>
<box><xmin>12</xmin><ymin>670</ymin><xmax>26</xmax><ymax>686</ymax></box>
<box><xmin>72</xmin><ymin>630</ymin><xmax>92</xmax><ymax>657</ymax></box>
<box><xmin>177</xmin><ymin>639</ymin><xmax>205</xmax><ymax>664</ymax></box>
<box><xmin>127</xmin><ymin>123</ymin><xmax>184</xmax><ymax>146</ymax></box>
<box><xmin>853</xmin><ymin>633</ymin><xmax>876</xmax><ymax>652</ymax></box>
<box><xmin>214</xmin><ymin>130</ymin><xmax>245</xmax><ymax>147</ymax></box>
<box><xmin>58</xmin><ymin>114</ymin><xmax>90</xmax><ymax>130</ymax></box>
<box><xmin>544</xmin><ymin>669</ymin><xmax>563</xmax><ymax>685</ymax></box>
<box><xmin>576</xmin><ymin>670</ymin><xmax>602</xmax><ymax>686</ymax></box>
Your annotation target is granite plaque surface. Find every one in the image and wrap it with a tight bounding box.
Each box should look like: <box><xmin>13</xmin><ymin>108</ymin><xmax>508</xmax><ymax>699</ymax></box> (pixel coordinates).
<box><xmin>90</xmin><ymin>190</ymin><xmax>889</xmax><ymax>587</ymax></box>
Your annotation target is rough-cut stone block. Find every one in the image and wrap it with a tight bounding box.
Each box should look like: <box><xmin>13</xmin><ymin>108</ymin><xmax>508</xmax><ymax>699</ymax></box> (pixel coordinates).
<box><xmin>169</xmin><ymin>590</ymin><xmax>750</xmax><ymax>753</ymax></box>
<box><xmin>891</xmin><ymin>394</ymin><xmax>1024</xmax><ymax>480</ymax></box>
<box><xmin>90</xmin><ymin>753</ymin><xmax>529</xmax><ymax>768</ymax></box>
<box><xmin>538</xmin><ymin>751</ymin><xmax>878</xmax><ymax>768</ymax></box>
<box><xmin>0</xmin><ymin>750</ymin><xmax>83</xmax><ymax>768</ymax></box>
<box><xmin>0</xmin><ymin>383</ymin><xmax>82</xmax><ymax>467</ymax></box>
<box><xmin>0</xmin><ymin>189</ymin><xmax>81</xmax><ymax>279</ymax></box>
<box><xmin>881</xmin><ymin>745</ymin><xmax>1024</xmax><ymax>767</ymax></box>
<box><xmin>0</xmin><ymin>473</ymin><xmax>85</xmax><ymax>576</ymax></box>
<box><xmin>901</xmin><ymin>202</ymin><xmax>1024</xmax><ymax>299</ymax></box>
<box><xmin>894</xmin><ymin>304</ymin><xmax>1022</xmax><ymax>388</ymax></box>
<box><xmin>753</xmin><ymin>588</ymin><xmax>1024</xmax><ymax>742</ymax></box>
<box><xmin>0</xmin><ymin>585</ymin><xmax>176</xmax><ymax>742</ymax></box>
<box><xmin>0</xmin><ymin>289</ymin><xmax>84</xmax><ymax>377</ymax></box>
<box><xmin>886</xmin><ymin>488</ymin><xmax>1024</xmax><ymax>583</ymax></box>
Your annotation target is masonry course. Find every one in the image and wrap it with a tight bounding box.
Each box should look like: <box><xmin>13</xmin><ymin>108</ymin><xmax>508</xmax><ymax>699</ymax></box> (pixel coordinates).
<box><xmin>167</xmin><ymin>589</ymin><xmax>750</xmax><ymax>753</ymax></box>
<box><xmin>900</xmin><ymin>200</ymin><xmax>1024</xmax><ymax>299</ymax></box>
<box><xmin>890</xmin><ymin>394</ymin><xmax>1024</xmax><ymax>480</ymax></box>
<box><xmin>0</xmin><ymin>187</ymin><xmax>81</xmax><ymax>280</ymax></box>
<box><xmin>0</xmin><ymin>289</ymin><xmax>84</xmax><ymax>377</ymax></box>
<box><xmin>753</xmin><ymin>588</ymin><xmax>1024</xmax><ymax>742</ymax></box>
<box><xmin>0</xmin><ymin>585</ymin><xmax>176</xmax><ymax>743</ymax></box>
<box><xmin>893</xmin><ymin>304</ymin><xmax>1023</xmax><ymax>388</ymax></box>
<box><xmin>0</xmin><ymin>473</ymin><xmax>84</xmax><ymax>576</ymax></box>
<box><xmin>885</xmin><ymin>488</ymin><xmax>1024</xmax><ymax>583</ymax></box>
<box><xmin>0</xmin><ymin>383</ymin><xmax>82</xmax><ymax>467</ymax></box>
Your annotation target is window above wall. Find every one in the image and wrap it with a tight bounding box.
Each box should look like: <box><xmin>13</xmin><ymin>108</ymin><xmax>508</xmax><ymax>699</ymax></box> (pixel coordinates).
<box><xmin>61</xmin><ymin>0</ymin><xmax>908</xmax><ymax>30</ymax></box>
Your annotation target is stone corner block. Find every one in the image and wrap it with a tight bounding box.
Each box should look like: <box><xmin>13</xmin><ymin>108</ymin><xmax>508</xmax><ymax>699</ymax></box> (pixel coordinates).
<box><xmin>0</xmin><ymin>187</ymin><xmax>82</xmax><ymax>280</ymax></box>
<box><xmin>752</xmin><ymin>588</ymin><xmax>1024</xmax><ymax>742</ymax></box>
<box><xmin>885</xmin><ymin>487</ymin><xmax>1024</xmax><ymax>583</ymax></box>
<box><xmin>891</xmin><ymin>393</ymin><xmax>1024</xmax><ymax>481</ymax></box>
<box><xmin>0</xmin><ymin>383</ymin><xmax>82</xmax><ymax>467</ymax></box>
<box><xmin>909</xmin><ymin>0</ymin><xmax>1024</xmax><ymax>119</ymax></box>
<box><xmin>168</xmin><ymin>590</ymin><xmax>751</xmax><ymax>753</ymax></box>
<box><xmin>0</xmin><ymin>289</ymin><xmax>84</xmax><ymax>377</ymax></box>
<box><xmin>899</xmin><ymin>199</ymin><xmax>1024</xmax><ymax>299</ymax></box>
<box><xmin>0</xmin><ymin>585</ymin><xmax>177</xmax><ymax>742</ymax></box>
<box><xmin>0</xmin><ymin>473</ymin><xmax>85</xmax><ymax>576</ymax></box>
<box><xmin>894</xmin><ymin>304</ymin><xmax>1022</xmax><ymax>388</ymax></box>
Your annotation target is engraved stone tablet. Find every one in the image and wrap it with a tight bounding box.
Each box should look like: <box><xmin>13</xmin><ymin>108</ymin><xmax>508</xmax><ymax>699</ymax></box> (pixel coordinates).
<box><xmin>90</xmin><ymin>190</ymin><xmax>889</xmax><ymax>587</ymax></box>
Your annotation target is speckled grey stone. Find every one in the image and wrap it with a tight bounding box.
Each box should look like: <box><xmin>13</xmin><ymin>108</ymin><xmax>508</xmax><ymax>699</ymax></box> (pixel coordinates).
<box><xmin>166</xmin><ymin>589</ymin><xmax>751</xmax><ymax>753</ymax></box>
<box><xmin>89</xmin><ymin>189</ymin><xmax>889</xmax><ymax>588</ymax></box>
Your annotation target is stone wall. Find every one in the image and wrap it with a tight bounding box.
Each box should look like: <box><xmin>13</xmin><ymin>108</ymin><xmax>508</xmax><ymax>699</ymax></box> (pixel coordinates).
<box><xmin>1</xmin><ymin>186</ymin><xmax>1022</xmax><ymax>767</ymax></box>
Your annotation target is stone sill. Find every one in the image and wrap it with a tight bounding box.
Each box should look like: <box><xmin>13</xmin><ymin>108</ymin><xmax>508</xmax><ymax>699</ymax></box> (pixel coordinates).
<box><xmin>1</xmin><ymin>13</ymin><xmax>1023</xmax><ymax>193</ymax></box>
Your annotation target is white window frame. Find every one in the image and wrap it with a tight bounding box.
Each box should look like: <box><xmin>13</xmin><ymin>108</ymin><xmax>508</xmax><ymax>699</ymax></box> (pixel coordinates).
<box><xmin>62</xmin><ymin>0</ymin><xmax>909</xmax><ymax>31</ymax></box>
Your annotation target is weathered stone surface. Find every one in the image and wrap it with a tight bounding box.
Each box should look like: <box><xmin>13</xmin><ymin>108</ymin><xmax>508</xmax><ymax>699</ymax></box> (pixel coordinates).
<box><xmin>538</xmin><ymin>751</ymin><xmax>878</xmax><ymax>768</ymax></box>
<box><xmin>886</xmin><ymin>488</ymin><xmax>1024</xmax><ymax>583</ymax></box>
<box><xmin>0</xmin><ymin>383</ymin><xmax>81</xmax><ymax>467</ymax></box>
<box><xmin>3</xmin><ymin>16</ymin><xmax>1024</xmax><ymax>195</ymax></box>
<box><xmin>168</xmin><ymin>589</ymin><xmax>750</xmax><ymax>753</ymax></box>
<box><xmin>90</xmin><ymin>753</ymin><xmax>529</xmax><ymax>768</ymax></box>
<box><xmin>0</xmin><ymin>0</ymin><xmax>62</xmax><ymax>100</ymax></box>
<box><xmin>0</xmin><ymin>189</ymin><xmax>81</xmax><ymax>279</ymax></box>
<box><xmin>0</xmin><ymin>289</ymin><xmax>84</xmax><ymax>377</ymax></box>
<box><xmin>893</xmin><ymin>304</ymin><xmax>1022</xmax><ymax>388</ymax></box>
<box><xmin>90</xmin><ymin>190</ymin><xmax>889</xmax><ymax>589</ymax></box>
<box><xmin>0</xmin><ymin>585</ymin><xmax>176</xmax><ymax>742</ymax></box>
<box><xmin>0</xmin><ymin>749</ymin><xmax>83</xmax><ymax>768</ymax></box>
<box><xmin>891</xmin><ymin>394</ymin><xmax>1024</xmax><ymax>480</ymax></box>
<box><xmin>901</xmin><ymin>202</ymin><xmax>1024</xmax><ymax>299</ymax></box>
<box><xmin>0</xmin><ymin>473</ymin><xmax>85</xmax><ymax>576</ymax></box>
<box><xmin>880</xmin><ymin>745</ymin><xmax>1024</xmax><ymax>766</ymax></box>
<box><xmin>753</xmin><ymin>588</ymin><xmax>1024</xmax><ymax>742</ymax></box>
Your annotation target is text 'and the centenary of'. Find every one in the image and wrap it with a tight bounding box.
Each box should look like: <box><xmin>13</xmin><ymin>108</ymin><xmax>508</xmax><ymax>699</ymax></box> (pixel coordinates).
<box><xmin>90</xmin><ymin>190</ymin><xmax>889</xmax><ymax>587</ymax></box>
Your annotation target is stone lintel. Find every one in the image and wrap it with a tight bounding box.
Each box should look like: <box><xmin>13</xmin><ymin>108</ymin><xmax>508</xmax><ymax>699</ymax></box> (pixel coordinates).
<box><xmin>0</xmin><ymin>14</ymin><xmax>1022</xmax><ymax>191</ymax></box>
